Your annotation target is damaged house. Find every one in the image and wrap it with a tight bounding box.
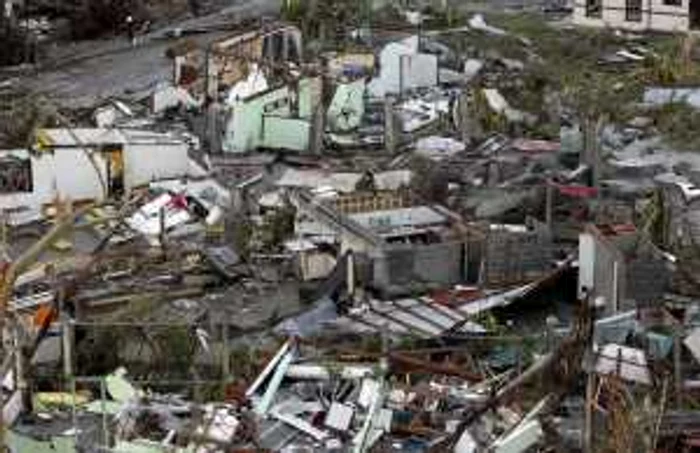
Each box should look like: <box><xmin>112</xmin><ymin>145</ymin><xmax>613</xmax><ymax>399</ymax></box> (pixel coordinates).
<box><xmin>578</xmin><ymin>223</ymin><xmax>670</xmax><ymax>314</ymax></box>
<box><xmin>222</xmin><ymin>67</ymin><xmax>369</xmax><ymax>154</ymax></box>
<box><xmin>174</xmin><ymin>23</ymin><xmax>303</xmax><ymax>94</ymax></box>
<box><xmin>290</xmin><ymin>183</ymin><xmax>555</xmax><ymax>296</ymax></box>
<box><xmin>222</xmin><ymin>75</ymin><xmax>323</xmax><ymax>153</ymax></box>
<box><xmin>0</xmin><ymin>128</ymin><xmax>193</xmax><ymax>219</ymax></box>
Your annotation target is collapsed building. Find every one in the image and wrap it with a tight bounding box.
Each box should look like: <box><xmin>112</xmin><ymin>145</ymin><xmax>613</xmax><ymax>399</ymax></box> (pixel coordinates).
<box><xmin>5</xmin><ymin>4</ymin><xmax>700</xmax><ymax>453</ymax></box>
<box><xmin>0</xmin><ymin>128</ymin><xmax>195</xmax><ymax>223</ymax></box>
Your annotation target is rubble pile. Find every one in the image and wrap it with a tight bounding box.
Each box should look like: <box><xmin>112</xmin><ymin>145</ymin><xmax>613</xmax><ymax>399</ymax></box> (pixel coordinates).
<box><xmin>4</xmin><ymin>1</ymin><xmax>700</xmax><ymax>452</ymax></box>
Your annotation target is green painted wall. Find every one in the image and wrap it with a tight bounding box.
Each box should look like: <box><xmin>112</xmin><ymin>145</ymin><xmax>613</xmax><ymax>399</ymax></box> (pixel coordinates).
<box><xmin>224</xmin><ymin>79</ymin><xmax>322</xmax><ymax>153</ymax></box>
<box><xmin>224</xmin><ymin>86</ymin><xmax>292</xmax><ymax>153</ymax></box>
<box><xmin>263</xmin><ymin>117</ymin><xmax>310</xmax><ymax>151</ymax></box>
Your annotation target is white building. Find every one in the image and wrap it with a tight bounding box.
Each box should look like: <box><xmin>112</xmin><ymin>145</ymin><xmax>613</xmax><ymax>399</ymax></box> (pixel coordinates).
<box><xmin>368</xmin><ymin>36</ymin><xmax>438</xmax><ymax>98</ymax></box>
<box><xmin>573</xmin><ymin>0</ymin><xmax>694</xmax><ymax>32</ymax></box>
<box><xmin>0</xmin><ymin>128</ymin><xmax>192</xmax><ymax>217</ymax></box>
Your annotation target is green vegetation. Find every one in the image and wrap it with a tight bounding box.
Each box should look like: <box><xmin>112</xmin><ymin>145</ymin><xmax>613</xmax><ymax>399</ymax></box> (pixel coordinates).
<box><xmin>0</xmin><ymin>91</ymin><xmax>55</xmax><ymax>148</ymax></box>
<box><xmin>647</xmin><ymin>101</ymin><xmax>700</xmax><ymax>150</ymax></box>
<box><xmin>230</xmin><ymin>217</ymin><xmax>253</xmax><ymax>260</ymax></box>
<box><xmin>261</xmin><ymin>204</ymin><xmax>296</xmax><ymax>250</ymax></box>
<box><xmin>410</xmin><ymin>155</ymin><xmax>449</xmax><ymax>205</ymax></box>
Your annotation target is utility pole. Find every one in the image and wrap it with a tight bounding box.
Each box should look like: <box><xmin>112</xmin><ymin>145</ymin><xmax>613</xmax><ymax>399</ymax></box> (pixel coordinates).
<box><xmin>458</xmin><ymin>90</ymin><xmax>471</xmax><ymax>145</ymax></box>
<box><xmin>220</xmin><ymin>322</ymin><xmax>230</xmax><ymax>397</ymax></box>
<box><xmin>583</xmin><ymin>294</ymin><xmax>596</xmax><ymax>453</ymax></box>
<box><xmin>384</xmin><ymin>95</ymin><xmax>397</xmax><ymax>154</ymax></box>
<box><xmin>62</xmin><ymin>318</ymin><xmax>74</xmax><ymax>379</ymax></box>
<box><xmin>159</xmin><ymin>206</ymin><xmax>167</xmax><ymax>258</ymax></box>
<box><xmin>545</xmin><ymin>182</ymin><xmax>554</xmax><ymax>232</ymax></box>
<box><xmin>0</xmin><ymin>210</ymin><xmax>8</xmax><ymax>262</ymax></box>
<box><xmin>674</xmin><ymin>322</ymin><xmax>683</xmax><ymax>408</ymax></box>
<box><xmin>310</xmin><ymin>100</ymin><xmax>325</xmax><ymax>156</ymax></box>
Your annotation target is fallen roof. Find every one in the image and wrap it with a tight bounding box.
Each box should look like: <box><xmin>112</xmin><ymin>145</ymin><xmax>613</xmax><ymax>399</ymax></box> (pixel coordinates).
<box><xmin>349</xmin><ymin>206</ymin><xmax>448</xmax><ymax>232</ymax></box>
<box><xmin>276</xmin><ymin>169</ymin><xmax>412</xmax><ymax>193</ymax></box>
<box><xmin>37</xmin><ymin>128</ymin><xmax>185</xmax><ymax>147</ymax></box>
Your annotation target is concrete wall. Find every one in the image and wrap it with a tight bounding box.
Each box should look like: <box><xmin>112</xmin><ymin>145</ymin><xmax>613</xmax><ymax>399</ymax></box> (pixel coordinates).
<box><xmin>372</xmin><ymin>241</ymin><xmax>465</xmax><ymax>291</ymax></box>
<box><xmin>0</xmin><ymin>140</ymin><xmax>189</xmax><ymax>212</ymax></box>
<box><xmin>298</xmin><ymin>251</ymin><xmax>337</xmax><ymax>281</ymax></box>
<box><xmin>339</xmin><ymin>229</ymin><xmax>377</xmax><ymax>255</ymax></box>
<box><xmin>626</xmin><ymin>257</ymin><xmax>669</xmax><ymax>307</ymax></box>
<box><xmin>483</xmin><ymin>228</ymin><xmax>553</xmax><ymax>286</ymax></box>
<box><xmin>0</xmin><ymin>149</ymin><xmax>107</xmax><ymax>211</ymax></box>
<box><xmin>578</xmin><ymin>232</ymin><xmax>596</xmax><ymax>299</ymax></box>
<box><xmin>292</xmin><ymin>192</ymin><xmax>379</xmax><ymax>254</ymax></box>
<box><xmin>579</xmin><ymin>227</ymin><xmax>669</xmax><ymax>312</ymax></box>
<box><xmin>368</xmin><ymin>36</ymin><xmax>438</xmax><ymax>97</ymax></box>
<box><xmin>593</xmin><ymin>235</ymin><xmax>622</xmax><ymax>312</ymax></box>
<box><xmin>578</xmin><ymin>228</ymin><xmax>626</xmax><ymax>313</ymax></box>
<box><xmin>573</xmin><ymin>0</ymin><xmax>688</xmax><ymax>31</ymax></box>
<box><xmin>124</xmin><ymin>142</ymin><xmax>189</xmax><ymax>188</ymax></box>
<box><xmin>224</xmin><ymin>79</ymin><xmax>318</xmax><ymax>153</ymax></box>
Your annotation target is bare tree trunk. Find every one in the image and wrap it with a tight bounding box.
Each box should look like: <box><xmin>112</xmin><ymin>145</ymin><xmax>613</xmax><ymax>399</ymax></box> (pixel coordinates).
<box><xmin>581</xmin><ymin>116</ymin><xmax>604</xmax><ymax>190</ymax></box>
<box><xmin>384</xmin><ymin>95</ymin><xmax>397</xmax><ymax>154</ymax></box>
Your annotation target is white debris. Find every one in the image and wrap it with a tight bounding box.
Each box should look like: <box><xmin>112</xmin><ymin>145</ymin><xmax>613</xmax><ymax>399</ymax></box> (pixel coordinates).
<box><xmin>358</xmin><ymin>379</ymin><xmax>380</xmax><ymax>409</ymax></box>
<box><xmin>414</xmin><ymin>136</ymin><xmax>466</xmax><ymax>161</ymax></box>
<box><xmin>595</xmin><ymin>343</ymin><xmax>651</xmax><ymax>385</ymax></box>
<box><xmin>195</xmin><ymin>405</ymin><xmax>240</xmax><ymax>444</ymax></box>
<box><xmin>106</xmin><ymin>367</ymin><xmax>137</xmax><ymax>402</ymax></box>
<box><xmin>285</xmin><ymin>364</ymin><xmax>375</xmax><ymax>380</ymax></box>
<box><xmin>469</xmin><ymin>14</ymin><xmax>507</xmax><ymax>36</ymax></box>
<box><xmin>271</xmin><ymin>408</ymin><xmax>330</xmax><ymax>441</ymax></box>
<box><xmin>403</xmin><ymin>10</ymin><xmax>425</xmax><ymax>25</ymax></box>
<box><xmin>226</xmin><ymin>64</ymin><xmax>269</xmax><ymax>106</ymax></box>
<box><xmin>325</xmin><ymin>402</ymin><xmax>354</xmax><ymax>432</ymax></box>
<box><xmin>685</xmin><ymin>328</ymin><xmax>700</xmax><ymax>365</ymax></box>
<box><xmin>399</xmin><ymin>98</ymin><xmax>442</xmax><ymax>132</ymax></box>
<box><xmin>616</xmin><ymin>49</ymin><xmax>645</xmax><ymax>61</ymax></box>
<box><xmin>3</xmin><ymin>391</ymin><xmax>23</xmax><ymax>426</ymax></box>
<box><xmin>482</xmin><ymin>88</ymin><xmax>530</xmax><ymax>123</ymax></box>
<box><xmin>126</xmin><ymin>193</ymin><xmax>192</xmax><ymax>237</ymax></box>
<box><xmin>152</xmin><ymin>84</ymin><xmax>200</xmax><ymax>113</ymax></box>
<box><xmin>454</xmin><ymin>429</ymin><xmax>477</xmax><ymax>453</ymax></box>
<box><xmin>463</xmin><ymin>59</ymin><xmax>484</xmax><ymax>81</ymax></box>
<box><xmin>492</xmin><ymin>419</ymin><xmax>543</xmax><ymax>453</ymax></box>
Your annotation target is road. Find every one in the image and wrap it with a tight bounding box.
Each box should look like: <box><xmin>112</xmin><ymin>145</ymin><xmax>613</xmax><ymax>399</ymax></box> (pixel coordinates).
<box><xmin>10</xmin><ymin>0</ymin><xmax>280</xmax><ymax>109</ymax></box>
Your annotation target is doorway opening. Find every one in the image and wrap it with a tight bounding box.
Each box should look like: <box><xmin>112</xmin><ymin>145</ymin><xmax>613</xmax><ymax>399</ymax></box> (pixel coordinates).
<box><xmin>692</xmin><ymin>0</ymin><xmax>700</xmax><ymax>29</ymax></box>
<box><xmin>101</xmin><ymin>145</ymin><xmax>124</xmax><ymax>198</ymax></box>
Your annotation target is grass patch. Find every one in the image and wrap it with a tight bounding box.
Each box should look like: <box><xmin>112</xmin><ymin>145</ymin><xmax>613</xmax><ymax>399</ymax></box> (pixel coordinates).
<box><xmin>647</xmin><ymin>102</ymin><xmax>700</xmax><ymax>150</ymax></box>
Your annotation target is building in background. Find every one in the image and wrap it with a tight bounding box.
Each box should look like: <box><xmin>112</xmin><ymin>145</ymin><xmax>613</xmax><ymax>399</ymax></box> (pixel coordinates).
<box><xmin>573</xmin><ymin>0</ymin><xmax>693</xmax><ymax>32</ymax></box>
